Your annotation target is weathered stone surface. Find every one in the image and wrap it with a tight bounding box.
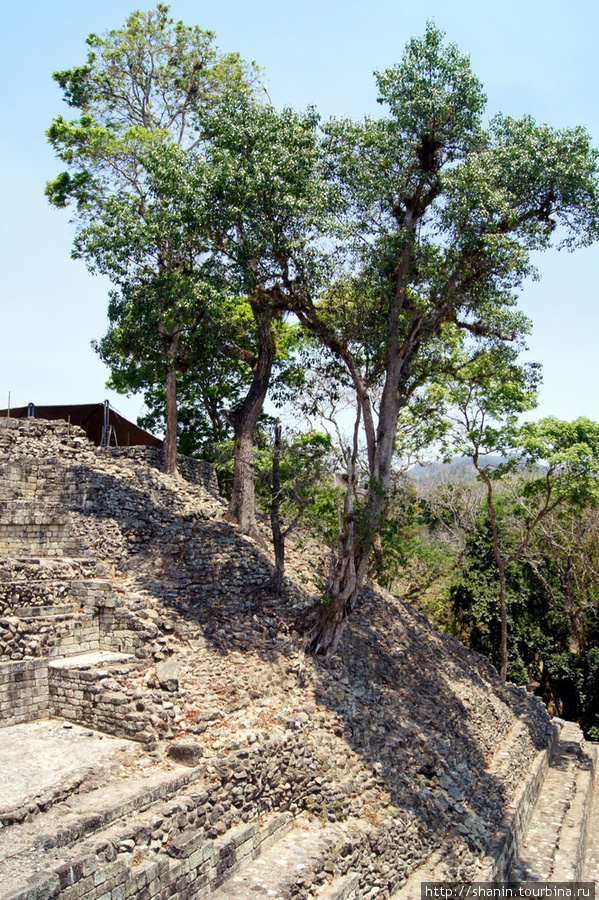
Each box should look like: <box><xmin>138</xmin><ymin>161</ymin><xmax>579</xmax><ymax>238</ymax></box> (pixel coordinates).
<box><xmin>155</xmin><ymin>660</ymin><xmax>179</xmax><ymax>693</ymax></box>
<box><xmin>0</xmin><ymin>418</ymin><xmax>569</xmax><ymax>899</ymax></box>
<box><xmin>167</xmin><ymin>741</ymin><xmax>203</xmax><ymax>767</ymax></box>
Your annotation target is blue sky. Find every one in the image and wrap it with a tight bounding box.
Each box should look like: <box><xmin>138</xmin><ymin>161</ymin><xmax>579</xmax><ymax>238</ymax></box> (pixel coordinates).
<box><xmin>1</xmin><ymin>0</ymin><xmax>598</xmax><ymax>426</ymax></box>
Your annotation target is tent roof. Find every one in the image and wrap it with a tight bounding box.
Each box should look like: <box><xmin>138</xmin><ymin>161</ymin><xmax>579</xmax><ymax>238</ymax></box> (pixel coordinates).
<box><xmin>0</xmin><ymin>403</ymin><xmax>163</xmax><ymax>448</ymax></box>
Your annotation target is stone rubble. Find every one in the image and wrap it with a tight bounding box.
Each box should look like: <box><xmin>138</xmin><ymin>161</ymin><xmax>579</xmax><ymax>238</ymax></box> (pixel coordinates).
<box><xmin>0</xmin><ymin>417</ymin><xmax>559</xmax><ymax>897</ymax></box>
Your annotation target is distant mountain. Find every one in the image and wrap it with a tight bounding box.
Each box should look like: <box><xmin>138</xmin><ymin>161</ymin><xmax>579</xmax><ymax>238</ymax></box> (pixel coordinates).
<box><xmin>407</xmin><ymin>455</ymin><xmax>508</xmax><ymax>483</ymax></box>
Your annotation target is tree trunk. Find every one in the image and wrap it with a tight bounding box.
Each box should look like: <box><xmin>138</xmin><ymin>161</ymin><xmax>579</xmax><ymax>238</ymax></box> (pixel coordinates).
<box><xmin>306</xmin><ymin>494</ymin><xmax>381</xmax><ymax>655</ymax></box>
<box><xmin>163</xmin><ymin>366</ymin><xmax>179</xmax><ymax>476</ymax></box>
<box><xmin>228</xmin><ymin>424</ymin><xmax>258</xmax><ymax>533</ymax></box>
<box><xmin>305</xmin><ymin>415</ymin><xmax>382</xmax><ymax>655</ymax></box>
<box><xmin>227</xmin><ymin>306</ymin><xmax>276</xmax><ymax>535</ymax></box>
<box><xmin>497</xmin><ymin>558</ymin><xmax>508</xmax><ymax>681</ymax></box>
<box><xmin>305</xmin><ymin>546</ymin><xmax>371</xmax><ymax>656</ymax></box>
<box><xmin>563</xmin><ymin>553</ymin><xmax>585</xmax><ymax>654</ymax></box>
<box><xmin>479</xmin><ymin>464</ymin><xmax>508</xmax><ymax>680</ymax></box>
<box><xmin>270</xmin><ymin>527</ymin><xmax>286</xmax><ymax>596</ymax></box>
<box><xmin>269</xmin><ymin>424</ymin><xmax>285</xmax><ymax>595</ymax></box>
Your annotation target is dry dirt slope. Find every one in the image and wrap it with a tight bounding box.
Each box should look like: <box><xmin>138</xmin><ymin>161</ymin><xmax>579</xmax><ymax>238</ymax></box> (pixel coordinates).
<box><xmin>0</xmin><ymin>418</ymin><xmax>559</xmax><ymax>896</ymax></box>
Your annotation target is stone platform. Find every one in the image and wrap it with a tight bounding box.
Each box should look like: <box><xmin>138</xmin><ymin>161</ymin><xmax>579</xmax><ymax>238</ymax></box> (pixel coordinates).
<box><xmin>0</xmin><ymin>718</ymin><xmax>132</xmax><ymax>814</ymax></box>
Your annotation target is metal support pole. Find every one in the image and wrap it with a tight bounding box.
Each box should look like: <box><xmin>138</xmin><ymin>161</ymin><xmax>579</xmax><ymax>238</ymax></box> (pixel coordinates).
<box><xmin>102</xmin><ymin>400</ymin><xmax>110</xmax><ymax>447</ymax></box>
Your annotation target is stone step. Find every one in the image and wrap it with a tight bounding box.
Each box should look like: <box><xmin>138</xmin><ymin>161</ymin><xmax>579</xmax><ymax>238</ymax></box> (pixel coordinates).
<box><xmin>0</xmin><ymin>728</ymin><xmax>199</xmax><ymax>841</ymax></box>
<box><xmin>0</xmin><ymin>500</ymin><xmax>86</xmax><ymax>558</ymax></box>
<box><xmin>0</xmin><ymin>558</ymin><xmax>100</xmax><ymax>588</ymax></box>
<box><xmin>0</xmin><ymin>807</ymin><xmax>297</xmax><ymax>900</ymax></box>
<box><xmin>48</xmin><ymin>650</ymin><xmax>135</xmax><ymax>669</ymax></box>
<box><xmin>11</xmin><ymin>603</ymin><xmax>80</xmax><ymax>617</ymax></box>
<box><xmin>511</xmin><ymin>721</ymin><xmax>597</xmax><ymax>881</ymax></box>
<box><xmin>391</xmin><ymin>715</ymin><xmax>561</xmax><ymax>895</ymax></box>
<box><xmin>314</xmin><ymin>871</ymin><xmax>360</xmax><ymax>899</ymax></box>
<box><xmin>209</xmin><ymin>816</ymin><xmax>344</xmax><ymax>899</ymax></box>
<box><xmin>0</xmin><ymin>720</ymin><xmax>135</xmax><ymax>828</ymax></box>
<box><xmin>0</xmin><ymin>649</ymin><xmax>155</xmax><ymax>733</ymax></box>
<box><xmin>0</xmin><ymin>745</ymin><xmax>204</xmax><ymax>899</ymax></box>
<box><xmin>0</xmin><ymin>611</ymin><xmax>101</xmax><ymax>661</ymax></box>
<box><xmin>0</xmin><ymin>577</ymin><xmax>119</xmax><ymax>615</ymax></box>
<box><xmin>47</xmin><ymin>651</ymin><xmax>161</xmax><ymax>743</ymax></box>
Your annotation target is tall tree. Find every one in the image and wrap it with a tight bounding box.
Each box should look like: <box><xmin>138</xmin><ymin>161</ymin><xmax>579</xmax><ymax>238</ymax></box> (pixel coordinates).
<box><xmin>185</xmin><ymin>98</ymin><xmax>333</xmax><ymax>533</ymax></box>
<box><xmin>46</xmin><ymin>5</ymin><xmax>257</xmax><ymax>474</ymax></box>
<box><xmin>287</xmin><ymin>24</ymin><xmax>599</xmax><ymax>655</ymax></box>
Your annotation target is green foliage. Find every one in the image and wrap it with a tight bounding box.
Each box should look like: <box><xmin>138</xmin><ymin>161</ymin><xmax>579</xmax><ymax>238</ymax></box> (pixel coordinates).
<box><xmin>47</xmin><ymin>9</ymin><xmax>299</xmax><ymax>481</ymax></box>
<box><xmin>193</xmin><ymin>97</ymin><xmax>334</xmax><ymax>307</ymax></box>
<box><xmin>46</xmin><ymin>5</ymin><xmax>257</xmax><ymax>208</ymax></box>
<box><xmin>47</xmin><ymin>14</ymin><xmax>599</xmax><ymax>653</ymax></box>
<box><xmin>298</xmin><ymin>26</ymin><xmax>599</xmax><ymax>649</ymax></box>
<box><xmin>518</xmin><ymin>417</ymin><xmax>599</xmax><ymax>507</ymax></box>
<box><xmin>135</xmin><ymin>374</ymin><xmax>234</xmax><ymax>459</ymax></box>
<box><xmin>375</xmin><ymin>22</ymin><xmax>487</xmax><ymax>160</ymax></box>
<box><xmin>365</xmin><ymin>479</ymin><xmax>422</xmax><ymax>586</ymax></box>
<box><xmin>256</xmin><ymin>428</ymin><xmax>335</xmax><ymax>530</ymax></box>
<box><xmin>213</xmin><ymin>427</ymin><xmax>336</xmax><ymax>536</ymax></box>
<box><xmin>317</xmin><ymin>24</ymin><xmax>599</xmax><ymax>409</ymax></box>
<box><xmin>449</xmin><ymin>516</ymin><xmax>599</xmax><ymax>736</ymax></box>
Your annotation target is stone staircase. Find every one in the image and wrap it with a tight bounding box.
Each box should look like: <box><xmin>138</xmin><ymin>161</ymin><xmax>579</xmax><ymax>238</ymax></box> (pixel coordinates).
<box><xmin>0</xmin><ymin>558</ymin><xmax>126</xmax><ymax>660</ymax></box>
<box><xmin>584</xmin><ymin>754</ymin><xmax>599</xmax><ymax>883</ymax></box>
<box><xmin>4</xmin><ymin>711</ymin><xmax>599</xmax><ymax>900</ymax></box>
<box><xmin>0</xmin><ymin>429</ymin><xmax>362</xmax><ymax>897</ymax></box>
<box><xmin>7</xmin><ymin>710</ymin><xmax>598</xmax><ymax>900</ymax></box>
<box><xmin>0</xmin><ymin>554</ymin><xmax>162</xmax><ymax>742</ymax></box>
<box><xmin>511</xmin><ymin>720</ymin><xmax>598</xmax><ymax>882</ymax></box>
<box><xmin>0</xmin><ymin>447</ymin><xmax>167</xmax><ymax>743</ymax></box>
<box><xmin>0</xmin><ymin>754</ymin><xmax>363</xmax><ymax>900</ymax></box>
<box><xmin>393</xmin><ymin>719</ymin><xmax>599</xmax><ymax>895</ymax></box>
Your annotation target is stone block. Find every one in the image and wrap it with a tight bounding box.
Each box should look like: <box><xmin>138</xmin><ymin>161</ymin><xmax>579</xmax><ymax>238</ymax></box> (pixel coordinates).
<box><xmin>167</xmin><ymin>828</ymin><xmax>204</xmax><ymax>860</ymax></box>
<box><xmin>155</xmin><ymin>660</ymin><xmax>179</xmax><ymax>693</ymax></box>
<box><xmin>167</xmin><ymin>742</ymin><xmax>203</xmax><ymax>767</ymax></box>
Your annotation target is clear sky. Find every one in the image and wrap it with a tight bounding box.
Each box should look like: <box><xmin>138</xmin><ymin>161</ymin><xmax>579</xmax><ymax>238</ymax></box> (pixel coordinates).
<box><xmin>1</xmin><ymin>0</ymin><xmax>598</xmax><ymax>426</ymax></box>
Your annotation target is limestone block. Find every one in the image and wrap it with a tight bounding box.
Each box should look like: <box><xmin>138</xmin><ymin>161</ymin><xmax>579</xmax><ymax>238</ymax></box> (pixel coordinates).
<box><xmin>155</xmin><ymin>660</ymin><xmax>179</xmax><ymax>693</ymax></box>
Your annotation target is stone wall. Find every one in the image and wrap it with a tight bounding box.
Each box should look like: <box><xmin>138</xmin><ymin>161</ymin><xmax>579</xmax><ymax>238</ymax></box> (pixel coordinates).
<box><xmin>482</xmin><ymin>720</ymin><xmax>561</xmax><ymax>881</ymax></box>
<box><xmin>0</xmin><ymin>610</ymin><xmax>101</xmax><ymax>660</ymax></box>
<box><xmin>19</xmin><ymin>813</ymin><xmax>293</xmax><ymax>900</ymax></box>
<box><xmin>48</xmin><ymin>657</ymin><xmax>157</xmax><ymax>744</ymax></box>
<box><xmin>0</xmin><ymin>603</ymin><xmax>163</xmax><ymax>730</ymax></box>
<box><xmin>0</xmin><ymin>659</ymin><xmax>49</xmax><ymax>727</ymax></box>
<box><xmin>0</xmin><ymin>449</ymin><xmax>90</xmax><ymax>559</ymax></box>
<box><xmin>0</xmin><ymin>578</ymin><xmax>118</xmax><ymax>614</ymax></box>
<box><xmin>1</xmin><ymin>580</ymin><xmax>74</xmax><ymax>617</ymax></box>
<box><xmin>0</xmin><ymin>442</ymin><xmax>92</xmax><ymax>557</ymax></box>
<box><xmin>0</xmin><ymin>719</ymin><xmax>441</xmax><ymax>900</ymax></box>
<box><xmin>109</xmin><ymin>446</ymin><xmax>219</xmax><ymax>495</ymax></box>
<box><xmin>0</xmin><ymin>457</ymin><xmax>84</xmax><ymax>505</ymax></box>
<box><xmin>99</xmin><ymin>607</ymin><xmax>153</xmax><ymax>655</ymax></box>
<box><xmin>4</xmin><ymin>731</ymin><xmax>362</xmax><ymax>900</ymax></box>
<box><xmin>0</xmin><ymin>501</ymin><xmax>82</xmax><ymax>557</ymax></box>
